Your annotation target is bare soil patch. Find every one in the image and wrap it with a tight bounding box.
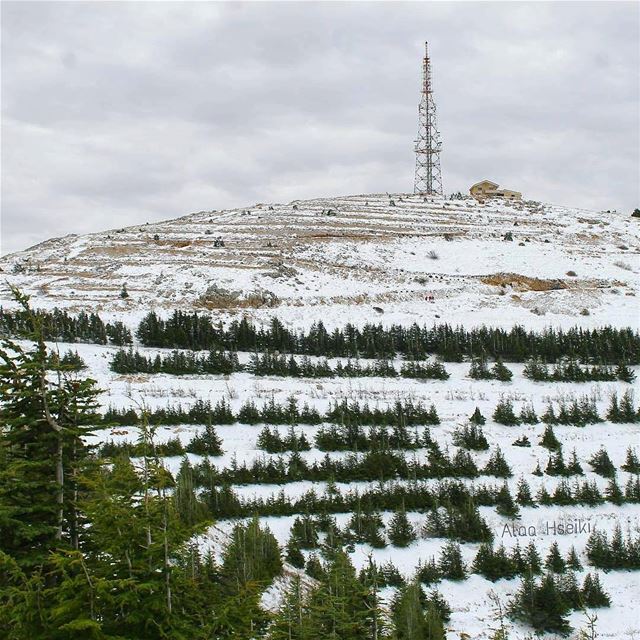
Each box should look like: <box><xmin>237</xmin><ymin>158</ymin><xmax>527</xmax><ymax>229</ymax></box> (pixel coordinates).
<box><xmin>481</xmin><ymin>272</ymin><xmax>568</xmax><ymax>291</ymax></box>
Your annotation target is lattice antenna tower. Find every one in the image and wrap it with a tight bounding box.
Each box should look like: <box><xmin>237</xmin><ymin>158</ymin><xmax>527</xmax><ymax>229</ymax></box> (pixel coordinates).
<box><xmin>414</xmin><ymin>41</ymin><xmax>443</xmax><ymax>196</ymax></box>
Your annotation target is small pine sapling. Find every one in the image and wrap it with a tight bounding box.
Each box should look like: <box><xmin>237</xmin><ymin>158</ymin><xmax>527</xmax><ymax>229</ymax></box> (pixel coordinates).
<box><xmin>539</xmin><ymin>424</ymin><xmax>561</xmax><ymax>451</ymax></box>
<box><xmin>470</xmin><ymin>406</ymin><xmax>486</xmax><ymax>425</ymax></box>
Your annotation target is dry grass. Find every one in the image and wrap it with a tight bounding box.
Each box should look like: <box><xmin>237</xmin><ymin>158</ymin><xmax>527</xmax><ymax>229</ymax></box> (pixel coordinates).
<box><xmin>92</xmin><ymin>245</ymin><xmax>143</xmax><ymax>257</ymax></box>
<box><xmin>481</xmin><ymin>272</ymin><xmax>568</xmax><ymax>292</ymax></box>
<box><xmin>197</xmin><ymin>291</ymin><xmax>280</xmax><ymax>310</ymax></box>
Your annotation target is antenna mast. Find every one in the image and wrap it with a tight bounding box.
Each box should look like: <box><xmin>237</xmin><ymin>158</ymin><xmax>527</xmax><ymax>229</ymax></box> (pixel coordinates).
<box><xmin>414</xmin><ymin>41</ymin><xmax>443</xmax><ymax>196</ymax></box>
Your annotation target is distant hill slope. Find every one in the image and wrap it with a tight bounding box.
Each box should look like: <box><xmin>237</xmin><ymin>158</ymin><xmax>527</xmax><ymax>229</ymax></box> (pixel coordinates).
<box><xmin>1</xmin><ymin>193</ymin><xmax>638</xmax><ymax>329</ymax></box>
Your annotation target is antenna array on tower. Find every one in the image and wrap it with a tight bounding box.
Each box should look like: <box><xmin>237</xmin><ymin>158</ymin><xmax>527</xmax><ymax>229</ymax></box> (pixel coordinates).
<box><xmin>414</xmin><ymin>42</ymin><xmax>443</xmax><ymax>196</ymax></box>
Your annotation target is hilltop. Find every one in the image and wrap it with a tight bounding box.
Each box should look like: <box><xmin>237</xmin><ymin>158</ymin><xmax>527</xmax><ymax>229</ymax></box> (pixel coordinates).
<box><xmin>1</xmin><ymin>193</ymin><xmax>638</xmax><ymax>330</ymax></box>
<box><xmin>2</xmin><ymin>193</ymin><xmax>639</xmax><ymax>638</ymax></box>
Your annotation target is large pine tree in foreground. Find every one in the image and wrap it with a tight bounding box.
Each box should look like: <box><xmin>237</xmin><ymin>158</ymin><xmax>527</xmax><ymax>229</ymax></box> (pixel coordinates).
<box><xmin>0</xmin><ymin>289</ymin><xmax>100</xmax><ymax>572</ymax></box>
<box><xmin>0</xmin><ymin>290</ymin><xmax>264</xmax><ymax>639</ymax></box>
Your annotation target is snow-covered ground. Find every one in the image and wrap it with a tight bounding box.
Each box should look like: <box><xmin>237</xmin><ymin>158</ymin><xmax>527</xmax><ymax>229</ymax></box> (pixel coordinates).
<box><xmin>39</xmin><ymin>338</ymin><xmax>640</xmax><ymax>638</ymax></box>
<box><xmin>3</xmin><ymin>193</ymin><xmax>639</xmax><ymax>637</ymax></box>
<box><xmin>1</xmin><ymin>193</ymin><xmax>638</xmax><ymax>330</ymax></box>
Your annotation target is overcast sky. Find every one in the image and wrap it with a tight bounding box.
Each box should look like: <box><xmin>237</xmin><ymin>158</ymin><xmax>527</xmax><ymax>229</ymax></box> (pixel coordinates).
<box><xmin>1</xmin><ymin>1</ymin><xmax>638</xmax><ymax>255</ymax></box>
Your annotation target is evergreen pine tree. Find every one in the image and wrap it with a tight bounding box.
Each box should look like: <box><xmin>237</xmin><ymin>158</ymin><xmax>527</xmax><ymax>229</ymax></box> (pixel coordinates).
<box><xmin>439</xmin><ymin>541</ymin><xmax>466</xmax><ymax>580</ymax></box>
<box><xmin>622</xmin><ymin>447</ymin><xmax>640</xmax><ymax>473</ymax></box>
<box><xmin>416</xmin><ymin>557</ymin><xmax>441</xmax><ymax>586</ymax></box>
<box><xmin>540</xmin><ymin>424</ymin><xmax>561</xmax><ymax>451</ymax></box>
<box><xmin>469</xmin><ymin>357</ymin><xmax>492</xmax><ymax>380</ymax></box>
<box><xmin>519</xmin><ymin>403</ymin><xmax>539</xmax><ymax>424</ymax></box>
<box><xmin>507</xmin><ymin>571</ymin><xmax>537</xmax><ymax>627</ymax></box>
<box><xmin>305</xmin><ymin>549</ymin><xmax>372</xmax><ymax>639</ymax></box>
<box><xmin>606</xmin><ymin>392</ymin><xmax>622</xmax><ymax>422</ymax></box>
<box><xmin>173</xmin><ymin>456</ymin><xmax>209</xmax><ymax>527</ymax></box>
<box><xmin>619</xmin><ymin>390</ymin><xmax>638</xmax><ymax>423</ymax></box>
<box><xmin>605</xmin><ymin>477</ymin><xmax>624</xmax><ymax>505</ymax></box>
<box><xmin>525</xmin><ymin>541</ymin><xmax>543</xmax><ymax>574</ymax></box>
<box><xmin>588</xmin><ymin>447</ymin><xmax>617</xmax><ymax>477</ymax></box>
<box><xmin>615</xmin><ymin>363</ymin><xmax>636</xmax><ymax>383</ymax></box>
<box><xmin>566</xmin><ymin>449</ymin><xmax>584</xmax><ymax>476</ymax></box>
<box><xmin>541</xmin><ymin>401</ymin><xmax>558</xmax><ymax>424</ymax></box>
<box><xmin>483</xmin><ymin>447</ymin><xmax>513</xmax><ymax>477</ymax></box>
<box><xmin>496</xmin><ymin>483</ymin><xmax>520</xmax><ymax>518</ymax></box>
<box><xmin>424</xmin><ymin>603</ymin><xmax>446</xmax><ymax>640</ymax></box>
<box><xmin>359</xmin><ymin>557</ymin><xmax>391</xmax><ymax>639</ymax></box>
<box><xmin>625</xmin><ymin>475</ymin><xmax>640</xmax><ymax>502</ymax></box>
<box><xmin>557</xmin><ymin>570</ymin><xmax>582</xmax><ymax>609</ymax></box>
<box><xmin>516</xmin><ymin>478</ymin><xmax>535</xmax><ymax>506</ymax></box>
<box><xmin>536</xmin><ymin>484</ymin><xmax>553</xmax><ymax>505</ymax></box>
<box><xmin>581</xmin><ymin>573</ymin><xmax>611</xmax><ymax>608</ymax></box>
<box><xmin>388</xmin><ymin>505</ymin><xmax>416</xmax><ymax>547</ymax></box>
<box><xmin>379</xmin><ymin>560</ymin><xmax>405</xmax><ymax>588</ymax></box>
<box><xmin>531</xmin><ymin>572</ymin><xmax>572</xmax><ymax>634</ymax></box>
<box><xmin>393</xmin><ymin>581</ymin><xmax>430</xmax><ymax>640</ymax></box>
<box><xmin>221</xmin><ymin>516</ymin><xmax>282</xmax><ymax>589</ymax></box>
<box><xmin>469</xmin><ymin>407</ymin><xmax>486</xmax><ymax>425</ymax></box>
<box><xmin>425</xmin><ymin>589</ymin><xmax>451</xmax><ymax>623</ymax></box>
<box><xmin>566</xmin><ymin>546</ymin><xmax>582</xmax><ymax>571</ymax></box>
<box><xmin>0</xmin><ymin>288</ymin><xmax>100</xmax><ymax>571</ymax></box>
<box><xmin>492</xmin><ymin>358</ymin><xmax>513</xmax><ymax>382</ymax></box>
<box><xmin>305</xmin><ymin>554</ymin><xmax>326</xmax><ymax>581</ymax></box>
<box><xmin>512</xmin><ymin>434</ymin><xmax>531</xmax><ymax>447</ymax></box>
<box><xmin>610</xmin><ymin>524</ymin><xmax>628</xmax><ymax>568</ymax></box>
<box><xmin>545</xmin><ymin>542</ymin><xmax>566</xmax><ymax>573</ymax></box>
<box><xmin>285</xmin><ymin>537</ymin><xmax>305</xmax><ymax>569</ymax></box>
<box><xmin>268</xmin><ymin>575</ymin><xmax>309</xmax><ymax>640</ymax></box>
<box><xmin>493</xmin><ymin>399</ymin><xmax>520</xmax><ymax>426</ymax></box>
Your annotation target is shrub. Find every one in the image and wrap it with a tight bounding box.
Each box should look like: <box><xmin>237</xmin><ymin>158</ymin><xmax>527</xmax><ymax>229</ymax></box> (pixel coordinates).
<box><xmin>439</xmin><ymin>541</ymin><xmax>466</xmax><ymax>580</ymax></box>
<box><xmin>483</xmin><ymin>447</ymin><xmax>512</xmax><ymax>477</ymax></box>
<box><xmin>493</xmin><ymin>398</ymin><xmax>520</xmax><ymax>426</ymax></box>
<box><xmin>512</xmin><ymin>435</ymin><xmax>531</xmax><ymax>448</ymax></box>
<box><xmin>388</xmin><ymin>505</ymin><xmax>416</xmax><ymax>547</ymax></box>
<box><xmin>540</xmin><ymin>424</ymin><xmax>561</xmax><ymax>451</ymax></box>
<box><xmin>588</xmin><ymin>447</ymin><xmax>616</xmax><ymax>477</ymax></box>
<box><xmin>492</xmin><ymin>359</ymin><xmax>513</xmax><ymax>382</ymax></box>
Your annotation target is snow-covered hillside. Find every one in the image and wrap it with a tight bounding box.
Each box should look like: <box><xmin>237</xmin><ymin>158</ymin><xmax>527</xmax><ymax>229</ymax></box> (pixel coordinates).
<box><xmin>2</xmin><ymin>193</ymin><xmax>639</xmax><ymax>637</ymax></box>
<box><xmin>35</xmin><ymin>338</ymin><xmax>640</xmax><ymax>638</ymax></box>
<box><xmin>1</xmin><ymin>193</ymin><xmax>638</xmax><ymax>329</ymax></box>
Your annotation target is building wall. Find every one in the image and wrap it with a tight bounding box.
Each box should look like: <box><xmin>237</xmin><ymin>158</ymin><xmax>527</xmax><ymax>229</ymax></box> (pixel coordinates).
<box><xmin>470</xmin><ymin>182</ymin><xmax>498</xmax><ymax>199</ymax></box>
<box><xmin>470</xmin><ymin>182</ymin><xmax>522</xmax><ymax>201</ymax></box>
<box><xmin>496</xmin><ymin>189</ymin><xmax>522</xmax><ymax>201</ymax></box>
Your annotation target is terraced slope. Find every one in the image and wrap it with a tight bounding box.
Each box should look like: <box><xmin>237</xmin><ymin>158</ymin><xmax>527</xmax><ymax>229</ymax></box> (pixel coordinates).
<box><xmin>1</xmin><ymin>193</ymin><xmax>637</xmax><ymax>329</ymax></box>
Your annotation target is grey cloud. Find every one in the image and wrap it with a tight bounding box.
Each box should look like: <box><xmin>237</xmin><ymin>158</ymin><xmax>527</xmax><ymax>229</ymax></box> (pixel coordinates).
<box><xmin>1</xmin><ymin>1</ymin><xmax>638</xmax><ymax>254</ymax></box>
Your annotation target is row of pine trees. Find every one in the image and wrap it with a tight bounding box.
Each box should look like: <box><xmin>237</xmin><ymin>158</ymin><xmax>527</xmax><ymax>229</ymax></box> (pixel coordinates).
<box><xmin>2</xmin><ymin>291</ymin><xmax>636</xmax><ymax>638</ymax></box>
<box><xmin>100</xmin><ymin>397</ymin><xmax>440</xmax><ymax>428</ymax></box>
<box><xmin>4</xmin><ymin>305</ymin><xmax>640</xmax><ymax>362</ymax></box>
<box><xmin>109</xmin><ymin>346</ymin><xmax>638</xmax><ymax>385</ymax></box>
<box><xmin>98</xmin><ymin>393</ymin><xmax>639</xmax><ymax>431</ymax></box>
<box><xmin>132</xmin><ymin>312</ymin><xmax>640</xmax><ymax>363</ymax></box>
<box><xmin>0</xmin><ymin>292</ymin><xmax>454</xmax><ymax>639</ymax></box>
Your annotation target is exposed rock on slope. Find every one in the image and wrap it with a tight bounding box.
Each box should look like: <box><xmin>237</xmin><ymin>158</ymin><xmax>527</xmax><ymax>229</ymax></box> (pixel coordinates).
<box><xmin>1</xmin><ymin>194</ymin><xmax>638</xmax><ymax>329</ymax></box>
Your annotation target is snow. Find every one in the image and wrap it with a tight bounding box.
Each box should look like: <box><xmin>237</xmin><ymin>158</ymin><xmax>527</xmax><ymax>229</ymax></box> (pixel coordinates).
<box><xmin>1</xmin><ymin>193</ymin><xmax>638</xmax><ymax>331</ymax></box>
<box><xmin>2</xmin><ymin>192</ymin><xmax>639</xmax><ymax>638</ymax></box>
<box><xmin>59</xmin><ymin>339</ymin><xmax>640</xmax><ymax>638</ymax></box>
